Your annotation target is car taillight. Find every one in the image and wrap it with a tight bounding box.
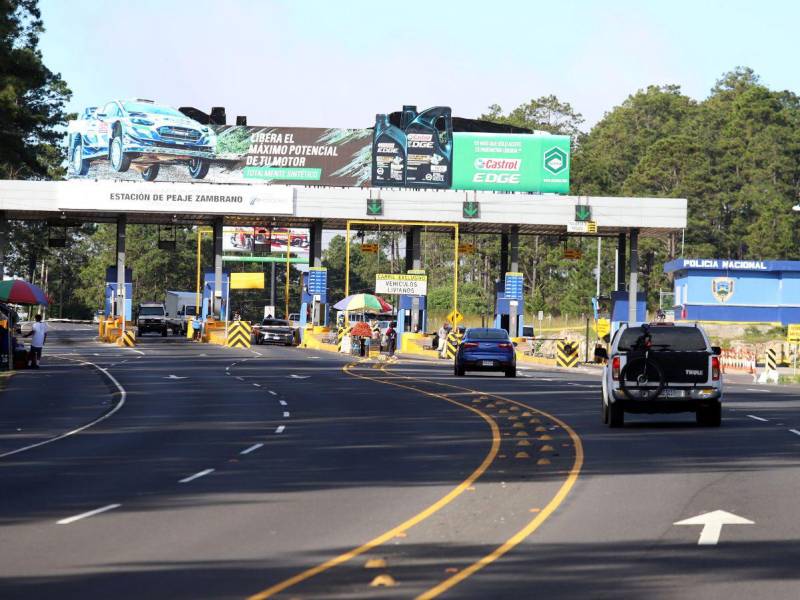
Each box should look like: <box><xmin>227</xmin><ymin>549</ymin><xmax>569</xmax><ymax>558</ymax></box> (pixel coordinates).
<box><xmin>612</xmin><ymin>356</ymin><xmax>620</xmax><ymax>380</ymax></box>
<box><xmin>498</xmin><ymin>342</ymin><xmax>513</xmax><ymax>349</ymax></box>
<box><xmin>462</xmin><ymin>342</ymin><xmax>478</xmax><ymax>349</ymax></box>
<box><xmin>712</xmin><ymin>356</ymin><xmax>720</xmax><ymax>381</ymax></box>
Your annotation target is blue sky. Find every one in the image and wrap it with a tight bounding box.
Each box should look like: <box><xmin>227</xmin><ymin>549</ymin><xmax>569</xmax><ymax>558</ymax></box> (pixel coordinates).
<box><xmin>39</xmin><ymin>0</ymin><xmax>800</xmax><ymax>129</ymax></box>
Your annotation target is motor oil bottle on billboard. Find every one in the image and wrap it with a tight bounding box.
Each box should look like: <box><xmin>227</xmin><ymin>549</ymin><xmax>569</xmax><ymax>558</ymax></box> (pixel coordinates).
<box><xmin>404</xmin><ymin>106</ymin><xmax>452</xmax><ymax>188</ymax></box>
<box><xmin>371</xmin><ymin>114</ymin><xmax>407</xmax><ymax>186</ymax></box>
<box><xmin>401</xmin><ymin>105</ymin><xmax>418</xmax><ymax>129</ymax></box>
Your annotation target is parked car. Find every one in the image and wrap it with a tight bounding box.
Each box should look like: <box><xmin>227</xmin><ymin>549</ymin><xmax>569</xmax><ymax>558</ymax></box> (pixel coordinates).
<box><xmin>254</xmin><ymin>318</ymin><xmax>297</xmax><ymax>346</ymax></box>
<box><xmin>601</xmin><ymin>322</ymin><xmax>722</xmax><ymax>427</ymax></box>
<box><xmin>67</xmin><ymin>99</ymin><xmax>216</xmax><ymax>181</ymax></box>
<box><xmin>454</xmin><ymin>327</ymin><xmax>516</xmax><ymax>377</ymax></box>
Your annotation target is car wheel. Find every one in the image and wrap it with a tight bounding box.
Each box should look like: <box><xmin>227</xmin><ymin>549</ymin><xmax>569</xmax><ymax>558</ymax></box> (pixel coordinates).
<box><xmin>109</xmin><ymin>132</ymin><xmax>131</xmax><ymax>172</ymax></box>
<box><xmin>71</xmin><ymin>138</ymin><xmax>90</xmax><ymax>176</ymax></box>
<box><xmin>505</xmin><ymin>366</ymin><xmax>516</xmax><ymax>378</ymax></box>
<box><xmin>141</xmin><ymin>164</ymin><xmax>160</xmax><ymax>181</ymax></box>
<box><xmin>161</xmin><ymin>328</ymin><xmax>167</xmax><ymax>338</ymax></box>
<box><xmin>608</xmin><ymin>401</ymin><xmax>624</xmax><ymax>428</ymax></box>
<box><xmin>188</xmin><ymin>158</ymin><xmax>210</xmax><ymax>179</ymax></box>
<box><xmin>601</xmin><ymin>393</ymin><xmax>609</xmax><ymax>424</ymax></box>
<box><xmin>696</xmin><ymin>402</ymin><xmax>722</xmax><ymax>427</ymax></box>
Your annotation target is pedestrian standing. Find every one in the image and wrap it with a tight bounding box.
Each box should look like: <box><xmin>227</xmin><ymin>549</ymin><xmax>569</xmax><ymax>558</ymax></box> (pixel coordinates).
<box><xmin>24</xmin><ymin>313</ymin><xmax>48</xmax><ymax>369</ymax></box>
<box><xmin>386</xmin><ymin>321</ymin><xmax>397</xmax><ymax>356</ymax></box>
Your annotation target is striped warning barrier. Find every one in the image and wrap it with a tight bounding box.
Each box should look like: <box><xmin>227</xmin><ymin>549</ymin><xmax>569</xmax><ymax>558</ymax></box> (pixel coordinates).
<box><xmin>116</xmin><ymin>328</ymin><xmax>136</xmax><ymax>347</ymax></box>
<box><xmin>227</xmin><ymin>321</ymin><xmax>253</xmax><ymax>349</ymax></box>
<box><xmin>556</xmin><ymin>340</ymin><xmax>579</xmax><ymax>368</ymax></box>
<box><xmin>444</xmin><ymin>330</ymin><xmax>463</xmax><ymax>360</ymax></box>
<box><xmin>337</xmin><ymin>325</ymin><xmax>351</xmax><ymax>353</ymax></box>
<box><xmin>758</xmin><ymin>347</ymin><xmax>780</xmax><ymax>383</ymax></box>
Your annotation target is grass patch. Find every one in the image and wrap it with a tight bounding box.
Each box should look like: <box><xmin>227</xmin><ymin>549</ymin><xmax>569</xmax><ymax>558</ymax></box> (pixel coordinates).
<box><xmin>743</xmin><ymin>325</ymin><xmax>787</xmax><ymax>344</ymax></box>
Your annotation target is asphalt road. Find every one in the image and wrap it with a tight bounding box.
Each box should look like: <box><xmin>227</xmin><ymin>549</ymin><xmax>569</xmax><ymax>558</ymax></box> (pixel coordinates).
<box><xmin>1</xmin><ymin>323</ymin><xmax>798</xmax><ymax>599</ymax></box>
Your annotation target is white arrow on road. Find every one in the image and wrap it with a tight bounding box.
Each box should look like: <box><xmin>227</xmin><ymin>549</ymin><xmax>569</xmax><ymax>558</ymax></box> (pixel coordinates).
<box><xmin>288</xmin><ymin>374</ymin><xmax>310</xmax><ymax>379</ymax></box>
<box><xmin>674</xmin><ymin>510</ymin><xmax>754</xmax><ymax>545</ymax></box>
<box><xmin>164</xmin><ymin>374</ymin><xmax>188</xmax><ymax>380</ymax></box>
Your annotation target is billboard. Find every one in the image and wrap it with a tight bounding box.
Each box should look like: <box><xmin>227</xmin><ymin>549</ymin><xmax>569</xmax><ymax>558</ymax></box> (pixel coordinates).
<box><xmin>67</xmin><ymin>99</ymin><xmax>371</xmax><ymax>185</ymax></box>
<box><xmin>223</xmin><ymin>227</ymin><xmax>309</xmax><ymax>255</ymax></box>
<box><xmin>66</xmin><ymin>99</ymin><xmax>569</xmax><ymax>193</ymax></box>
<box><xmin>451</xmin><ymin>133</ymin><xmax>570</xmax><ymax>193</ymax></box>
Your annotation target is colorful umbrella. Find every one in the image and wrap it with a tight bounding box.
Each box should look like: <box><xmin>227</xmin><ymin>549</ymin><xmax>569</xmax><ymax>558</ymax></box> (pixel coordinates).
<box><xmin>333</xmin><ymin>293</ymin><xmax>391</xmax><ymax>312</ymax></box>
<box><xmin>0</xmin><ymin>280</ymin><xmax>50</xmax><ymax>306</ymax></box>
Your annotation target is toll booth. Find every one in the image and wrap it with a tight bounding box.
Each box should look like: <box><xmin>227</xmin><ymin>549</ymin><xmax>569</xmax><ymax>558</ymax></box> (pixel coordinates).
<box><xmin>494</xmin><ymin>272</ymin><xmax>525</xmax><ymax>337</ymax></box>
<box><xmin>201</xmin><ymin>271</ymin><xmax>230</xmax><ymax>321</ymax></box>
<box><xmin>299</xmin><ymin>267</ymin><xmax>328</xmax><ymax>332</ymax></box>
<box><xmin>610</xmin><ymin>291</ymin><xmax>647</xmax><ymax>336</ymax></box>
<box><xmin>397</xmin><ymin>294</ymin><xmax>426</xmax><ymax>334</ymax></box>
<box><xmin>105</xmin><ymin>267</ymin><xmax>132</xmax><ymax>321</ymax></box>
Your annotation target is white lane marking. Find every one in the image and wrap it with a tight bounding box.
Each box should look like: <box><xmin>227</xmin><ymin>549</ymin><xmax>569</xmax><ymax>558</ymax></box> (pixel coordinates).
<box><xmin>225</xmin><ymin>367</ymin><xmax>230</xmax><ymax>372</ymax></box>
<box><xmin>283</xmin><ymin>411</ymin><xmax>290</xmax><ymax>418</ymax></box>
<box><xmin>674</xmin><ymin>510</ymin><xmax>754</xmax><ymax>546</ymax></box>
<box><xmin>179</xmin><ymin>468</ymin><xmax>215</xmax><ymax>483</ymax></box>
<box><xmin>288</xmin><ymin>374</ymin><xmax>310</xmax><ymax>379</ymax></box>
<box><xmin>0</xmin><ymin>357</ymin><xmax>127</xmax><ymax>460</ymax></box>
<box><xmin>253</xmin><ymin>383</ymin><xmax>262</xmax><ymax>388</ymax></box>
<box><xmin>308</xmin><ymin>356</ymin><xmax>321</xmax><ymax>359</ymax></box>
<box><xmin>275</xmin><ymin>425</ymin><xmax>285</xmax><ymax>434</ymax></box>
<box><xmin>279</xmin><ymin>400</ymin><xmax>287</xmax><ymax>406</ymax></box>
<box><xmin>240</xmin><ymin>443</ymin><xmax>264</xmax><ymax>455</ymax></box>
<box><xmin>789</xmin><ymin>429</ymin><xmax>800</xmax><ymax>436</ymax></box>
<box><xmin>165</xmin><ymin>374</ymin><xmax>187</xmax><ymax>380</ymax></box>
<box><xmin>268</xmin><ymin>390</ymin><xmax>277</xmax><ymax>396</ymax></box>
<box><xmin>236</xmin><ymin>376</ymin><xmax>245</xmax><ymax>381</ymax></box>
<box><xmin>747</xmin><ymin>415</ymin><xmax>769</xmax><ymax>422</ymax></box>
<box><xmin>746</xmin><ymin>388</ymin><xmax>771</xmax><ymax>393</ymax></box>
<box><xmin>57</xmin><ymin>503</ymin><xmax>121</xmax><ymax>525</ymax></box>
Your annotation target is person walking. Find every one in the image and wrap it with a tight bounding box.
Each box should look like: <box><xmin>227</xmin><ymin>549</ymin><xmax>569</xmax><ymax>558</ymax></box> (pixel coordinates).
<box><xmin>24</xmin><ymin>313</ymin><xmax>48</xmax><ymax>369</ymax></box>
<box><xmin>437</xmin><ymin>322</ymin><xmax>449</xmax><ymax>358</ymax></box>
<box><xmin>386</xmin><ymin>321</ymin><xmax>397</xmax><ymax>357</ymax></box>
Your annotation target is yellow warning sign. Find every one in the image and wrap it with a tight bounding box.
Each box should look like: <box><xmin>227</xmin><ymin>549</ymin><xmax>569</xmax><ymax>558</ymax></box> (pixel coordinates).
<box><xmin>230</xmin><ymin>272</ymin><xmax>265</xmax><ymax>290</ymax></box>
<box><xmin>788</xmin><ymin>324</ymin><xmax>800</xmax><ymax>343</ymax></box>
<box><xmin>446</xmin><ymin>309</ymin><xmax>464</xmax><ymax>326</ymax></box>
<box><xmin>595</xmin><ymin>318</ymin><xmax>611</xmax><ymax>339</ymax></box>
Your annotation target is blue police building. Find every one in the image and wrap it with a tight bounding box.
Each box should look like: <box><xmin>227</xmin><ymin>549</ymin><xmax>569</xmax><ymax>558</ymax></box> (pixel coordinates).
<box><xmin>664</xmin><ymin>258</ymin><xmax>800</xmax><ymax>324</ymax></box>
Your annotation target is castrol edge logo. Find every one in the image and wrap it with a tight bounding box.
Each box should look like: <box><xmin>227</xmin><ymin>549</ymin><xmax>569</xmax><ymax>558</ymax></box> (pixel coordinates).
<box><xmin>473</xmin><ymin>157</ymin><xmax>521</xmax><ymax>184</ymax></box>
<box><xmin>474</xmin><ymin>158</ymin><xmax>521</xmax><ymax>171</ymax></box>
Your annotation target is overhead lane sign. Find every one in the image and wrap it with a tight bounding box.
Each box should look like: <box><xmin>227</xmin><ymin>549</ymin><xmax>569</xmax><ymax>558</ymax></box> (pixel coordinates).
<box><xmin>375</xmin><ymin>273</ymin><xmax>428</xmax><ymax>296</ymax></box>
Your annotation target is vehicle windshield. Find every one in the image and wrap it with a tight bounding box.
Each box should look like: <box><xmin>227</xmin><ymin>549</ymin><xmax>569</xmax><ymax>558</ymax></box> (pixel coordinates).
<box><xmin>262</xmin><ymin>319</ymin><xmax>290</xmax><ymax>326</ymax></box>
<box><xmin>617</xmin><ymin>326</ymin><xmax>707</xmax><ymax>351</ymax></box>
<box><xmin>465</xmin><ymin>328</ymin><xmax>510</xmax><ymax>341</ymax></box>
<box><xmin>123</xmin><ymin>102</ymin><xmax>185</xmax><ymax>118</ymax></box>
<box><xmin>139</xmin><ymin>306</ymin><xmax>165</xmax><ymax>316</ymax></box>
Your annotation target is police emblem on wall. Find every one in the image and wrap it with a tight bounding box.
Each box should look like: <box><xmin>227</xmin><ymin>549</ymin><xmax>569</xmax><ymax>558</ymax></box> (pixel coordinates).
<box><xmin>711</xmin><ymin>277</ymin><xmax>735</xmax><ymax>303</ymax></box>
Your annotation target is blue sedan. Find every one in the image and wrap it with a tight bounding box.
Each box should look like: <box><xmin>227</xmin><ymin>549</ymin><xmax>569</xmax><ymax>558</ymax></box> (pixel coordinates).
<box><xmin>454</xmin><ymin>328</ymin><xmax>516</xmax><ymax>377</ymax></box>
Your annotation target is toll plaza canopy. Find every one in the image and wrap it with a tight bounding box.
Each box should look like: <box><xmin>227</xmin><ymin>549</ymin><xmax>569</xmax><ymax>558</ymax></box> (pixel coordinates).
<box><xmin>0</xmin><ymin>179</ymin><xmax>686</xmax><ymax>235</ymax></box>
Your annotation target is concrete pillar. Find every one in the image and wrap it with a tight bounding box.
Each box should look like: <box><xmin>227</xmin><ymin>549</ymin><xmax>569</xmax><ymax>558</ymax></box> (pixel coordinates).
<box><xmin>508</xmin><ymin>227</ymin><xmax>519</xmax><ymax>337</ymax></box>
<box><xmin>499</xmin><ymin>233</ymin><xmax>509</xmax><ymax>285</ymax></box>
<box><xmin>309</xmin><ymin>220</ymin><xmax>323</xmax><ymax>268</ymax></box>
<box><xmin>405</xmin><ymin>227</ymin><xmax>422</xmax><ymax>332</ymax></box>
<box><xmin>116</xmin><ymin>215</ymin><xmax>126</xmax><ymax>322</ymax></box>
<box><xmin>269</xmin><ymin>262</ymin><xmax>276</xmax><ymax>312</ymax></box>
<box><xmin>617</xmin><ymin>233</ymin><xmax>626</xmax><ymax>292</ymax></box>
<box><xmin>309</xmin><ymin>220</ymin><xmax>323</xmax><ymax>325</ymax></box>
<box><xmin>405</xmin><ymin>227</ymin><xmax>422</xmax><ymax>271</ymax></box>
<box><xmin>212</xmin><ymin>218</ymin><xmax>224</xmax><ymax>317</ymax></box>
<box><xmin>0</xmin><ymin>211</ymin><xmax>7</xmax><ymax>280</ymax></box>
<box><xmin>628</xmin><ymin>229</ymin><xmax>639</xmax><ymax>322</ymax></box>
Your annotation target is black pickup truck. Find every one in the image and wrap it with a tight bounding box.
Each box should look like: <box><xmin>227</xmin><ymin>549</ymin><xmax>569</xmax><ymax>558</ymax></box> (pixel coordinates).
<box><xmin>602</xmin><ymin>322</ymin><xmax>723</xmax><ymax>427</ymax></box>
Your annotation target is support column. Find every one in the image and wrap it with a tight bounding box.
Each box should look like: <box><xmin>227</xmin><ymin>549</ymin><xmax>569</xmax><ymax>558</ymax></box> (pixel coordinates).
<box><xmin>309</xmin><ymin>220</ymin><xmax>323</xmax><ymax>325</ymax></box>
<box><xmin>499</xmin><ymin>232</ymin><xmax>509</xmax><ymax>285</ymax></box>
<box><xmin>405</xmin><ymin>227</ymin><xmax>422</xmax><ymax>332</ymax></box>
<box><xmin>617</xmin><ymin>233</ymin><xmax>626</xmax><ymax>292</ymax></box>
<box><xmin>508</xmin><ymin>226</ymin><xmax>519</xmax><ymax>337</ymax></box>
<box><xmin>628</xmin><ymin>228</ymin><xmax>639</xmax><ymax>322</ymax></box>
<box><xmin>212</xmin><ymin>217</ymin><xmax>224</xmax><ymax>318</ymax></box>
<box><xmin>269</xmin><ymin>262</ymin><xmax>276</xmax><ymax>316</ymax></box>
<box><xmin>116</xmin><ymin>215</ymin><xmax>126</xmax><ymax>324</ymax></box>
<box><xmin>0</xmin><ymin>211</ymin><xmax>7</xmax><ymax>280</ymax></box>
<box><xmin>309</xmin><ymin>220</ymin><xmax>323</xmax><ymax>268</ymax></box>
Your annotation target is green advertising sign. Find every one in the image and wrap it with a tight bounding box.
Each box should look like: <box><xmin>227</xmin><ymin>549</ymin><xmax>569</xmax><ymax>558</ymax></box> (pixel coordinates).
<box><xmin>451</xmin><ymin>132</ymin><xmax>570</xmax><ymax>193</ymax></box>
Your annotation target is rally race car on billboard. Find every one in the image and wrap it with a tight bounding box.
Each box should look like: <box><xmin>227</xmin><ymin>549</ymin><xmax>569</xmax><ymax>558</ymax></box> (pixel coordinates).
<box><xmin>67</xmin><ymin>99</ymin><xmax>216</xmax><ymax>181</ymax></box>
